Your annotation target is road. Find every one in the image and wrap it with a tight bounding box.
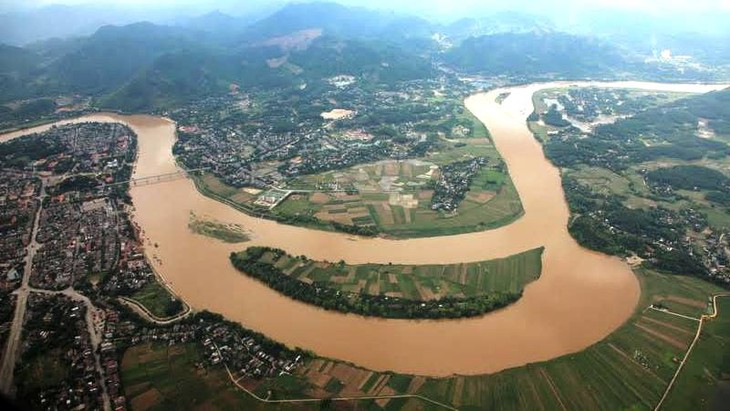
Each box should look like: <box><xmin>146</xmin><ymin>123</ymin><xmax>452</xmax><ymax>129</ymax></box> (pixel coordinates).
<box><xmin>118</xmin><ymin>296</ymin><xmax>191</xmax><ymax>325</ymax></box>
<box><xmin>654</xmin><ymin>294</ymin><xmax>730</xmax><ymax>410</ymax></box>
<box><xmin>0</xmin><ymin>180</ymin><xmax>45</xmax><ymax>397</ymax></box>
<box><xmin>0</xmin><ymin>179</ymin><xmax>111</xmax><ymax>411</ymax></box>
<box><xmin>29</xmin><ymin>287</ymin><xmax>111</xmax><ymax>410</ymax></box>
<box><xmin>212</xmin><ymin>342</ymin><xmax>458</xmax><ymax>410</ymax></box>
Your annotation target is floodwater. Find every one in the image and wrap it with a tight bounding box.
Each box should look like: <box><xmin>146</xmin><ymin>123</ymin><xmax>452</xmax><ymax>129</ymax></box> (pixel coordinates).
<box><xmin>3</xmin><ymin>81</ymin><xmax>726</xmax><ymax>376</ymax></box>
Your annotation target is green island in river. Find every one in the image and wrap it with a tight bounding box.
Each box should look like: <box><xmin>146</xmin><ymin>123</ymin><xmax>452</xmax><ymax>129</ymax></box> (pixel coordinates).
<box><xmin>1</xmin><ymin>2</ymin><xmax>730</xmax><ymax>409</ymax></box>
<box><xmin>230</xmin><ymin>246</ymin><xmax>543</xmax><ymax>319</ymax></box>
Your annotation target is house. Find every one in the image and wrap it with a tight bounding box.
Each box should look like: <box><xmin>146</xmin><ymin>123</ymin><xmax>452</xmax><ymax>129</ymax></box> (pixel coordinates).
<box><xmin>6</xmin><ymin>268</ymin><xmax>20</xmax><ymax>282</ymax></box>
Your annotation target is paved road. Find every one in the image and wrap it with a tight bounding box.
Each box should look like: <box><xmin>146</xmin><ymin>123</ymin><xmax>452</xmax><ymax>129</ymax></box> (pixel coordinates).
<box><xmin>118</xmin><ymin>296</ymin><xmax>191</xmax><ymax>325</ymax></box>
<box><xmin>0</xmin><ymin>180</ymin><xmax>111</xmax><ymax>410</ymax></box>
<box><xmin>0</xmin><ymin>180</ymin><xmax>45</xmax><ymax>396</ymax></box>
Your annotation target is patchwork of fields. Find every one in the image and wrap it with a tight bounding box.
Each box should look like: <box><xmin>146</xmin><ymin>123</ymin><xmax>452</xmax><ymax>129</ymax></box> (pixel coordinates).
<box><xmin>279</xmin><ymin>139</ymin><xmax>523</xmax><ymax>237</ymax></box>
<box><xmin>254</xmin><ymin>246</ymin><xmax>543</xmax><ymax>300</ymax></box>
<box><xmin>285</xmin><ymin>269</ymin><xmax>728</xmax><ymax>411</ymax></box>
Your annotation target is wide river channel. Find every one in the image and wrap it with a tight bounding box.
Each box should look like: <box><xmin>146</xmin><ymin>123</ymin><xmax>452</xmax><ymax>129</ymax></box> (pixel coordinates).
<box><xmin>2</xmin><ymin>81</ymin><xmax>726</xmax><ymax>377</ymax></box>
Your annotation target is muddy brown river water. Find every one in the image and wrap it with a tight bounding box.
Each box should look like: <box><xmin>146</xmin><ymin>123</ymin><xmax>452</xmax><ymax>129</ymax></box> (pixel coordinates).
<box><xmin>3</xmin><ymin>81</ymin><xmax>726</xmax><ymax>376</ymax></box>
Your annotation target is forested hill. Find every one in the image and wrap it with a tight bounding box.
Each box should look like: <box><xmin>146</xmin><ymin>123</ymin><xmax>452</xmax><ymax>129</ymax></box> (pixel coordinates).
<box><xmin>1</xmin><ymin>2</ymin><xmax>728</xmax><ymax>113</ymax></box>
<box><xmin>239</xmin><ymin>2</ymin><xmax>434</xmax><ymax>42</ymax></box>
<box><xmin>444</xmin><ymin>32</ymin><xmax>630</xmax><ymax>78</ymax></box>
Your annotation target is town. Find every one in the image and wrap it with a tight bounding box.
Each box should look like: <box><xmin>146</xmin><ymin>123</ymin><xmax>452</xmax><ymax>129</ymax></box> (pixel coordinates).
<box><xmin>172</xmin><ymin>76</ymin><xmax>481</xmax><ymax>191</ymax></box>
<box><xmin>0</xmin><ymin>123</ymin><xmax>307</xmax><ymax>410</ymax></box>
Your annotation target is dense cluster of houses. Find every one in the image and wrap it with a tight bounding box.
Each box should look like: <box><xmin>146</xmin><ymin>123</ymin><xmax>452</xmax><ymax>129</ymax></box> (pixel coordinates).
<box><xmin>171</xmin><ymin>76</ymin><xmax>476</xmax><ymax>195</ymax></box>
<box><xmin>0</xmin><ymin>171</ymin><xmax>38</xmax><ymax>290</ymax></box>
<box><xmin>19</xmin><ymin>294</ymin><xmax>104</xmax><ymax>410</ymax></box>
<box><xmin>431</xmin><ymin>157</ymin><xmax>487</xmax><ymax>212</ymax></box>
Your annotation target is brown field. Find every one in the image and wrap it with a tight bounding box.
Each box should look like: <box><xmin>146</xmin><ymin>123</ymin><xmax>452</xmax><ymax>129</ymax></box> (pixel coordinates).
<box><xmin>130</xmin><ymin>388</ymin><xmax>163</xmax><ymax>411</ymax></box>
<box><xmin>309</xmin><ymin>192</ymin><xmax>330</xmax><ymax>204</ymax></box>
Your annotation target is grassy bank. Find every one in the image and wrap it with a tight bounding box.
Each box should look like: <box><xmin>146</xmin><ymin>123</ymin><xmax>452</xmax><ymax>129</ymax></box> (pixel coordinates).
<box><xmin>129</xmin><ymin>281</ymin><xmax>184</xmax><ymax>319</ymax></box>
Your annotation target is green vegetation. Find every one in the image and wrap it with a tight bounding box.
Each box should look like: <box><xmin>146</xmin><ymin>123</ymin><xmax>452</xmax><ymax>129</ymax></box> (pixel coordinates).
<box><xmin>646</xmin><ymin>165</ymin><xmax>729</xmax><ymax>192</ymax></box>
<box><xmin>191</xmin><ymin>173</ymin><xmax>379</xmax><ymax>237</ymax></box>
<box><xmin>445</xmin><ymin>32</ymin><xmax>628</xmax><ymax>78</ymax></box>
<box><xmin>192</xmin><ymin>138</ymin><xmax>523</xmax><ymax>239</ymax></box>
<box><xmin>261</xmin><ymin>246</ymin><xmax>540</xmax><ymax>299</ymax></box>
<box><xmin>129</xmin><ymin>281</ymin><xmax>184</xmax><ymax>318</ymax></box>
<box><xmin>230</xmin><ymin>246</ymin><xmax>543</xmax><ymax>319</ymax></box>
<box><xmin>284</xmin><ymin>268</ymin><xmax>727</xmax><ymax>410</ymax></box>
<box><xmin>188</xmin><ymin>213</ymin><xmax>250</xmax><ymax>243</ymax></box>
<box><xmin>121</xmin><ymin>343</ymin><xmax>302</xmax><ymax>411</ymax></box>
<box><xmin>664</xmin><ymin>297</ymin><xmax>730</xmax><ymax>410</ymax></box>
<box><xmin>275</xmin><ymin>139</ymin><xmax>523</xmax><ymax>238</ymax></box>
<box><xmin>15</xmin><ymin>351</ymin><xmax>69</xmax><ymax>397</ymax></box>
<box><xmin>531</xmin><ymin>88</ymin><xmax>730</xmax><ymax>286</ymax></box>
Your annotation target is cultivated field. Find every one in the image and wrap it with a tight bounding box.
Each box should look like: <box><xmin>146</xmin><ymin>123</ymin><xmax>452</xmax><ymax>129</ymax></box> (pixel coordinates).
<box><xmin>121</xmin><ymin>343</ymin><xmax>303</xmax><ymax>411</ymax></box>
<box><xmin>252</xmin><ymin>247</ymin><xmax>543</xmax><ymax>300</ymax></box>
<box><xmin>293</xmin><ymin>268</ymin><xmax>728</xmax><ymax>411</ymax></box>
<box><xmin>280</xmin><ymin>138</ymin><xmax>524</xmax><ymax>237</ymax></box>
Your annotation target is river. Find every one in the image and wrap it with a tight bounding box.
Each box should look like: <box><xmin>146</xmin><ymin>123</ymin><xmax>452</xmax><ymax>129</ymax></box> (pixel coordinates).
<box><xmin>2</xmin><ymin>81</ymin><xmax>726</xmax><ymax>377</ymax></box>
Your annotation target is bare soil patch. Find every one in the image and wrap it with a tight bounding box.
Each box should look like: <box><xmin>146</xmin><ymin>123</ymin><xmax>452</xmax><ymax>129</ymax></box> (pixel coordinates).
<box><xmin>309</xmin><ymin>192</ymin><xmax>330</xmax><ymax>204</ymax></box>
<box><xmin>131</xmin><ymin>388</ymin><xmax>162</xmax><ymax>411</ymax></box>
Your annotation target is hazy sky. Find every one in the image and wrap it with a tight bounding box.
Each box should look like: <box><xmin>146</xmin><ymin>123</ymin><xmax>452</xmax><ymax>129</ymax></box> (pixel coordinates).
<box><xmin>4</xmin><ymin>0</ymin><xmax>730</xmax><ymax>13</ymax></box>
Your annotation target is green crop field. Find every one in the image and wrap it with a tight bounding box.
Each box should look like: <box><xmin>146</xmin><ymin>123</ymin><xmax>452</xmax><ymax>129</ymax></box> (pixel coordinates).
<box><xmin>249</xmin><ymin>246</ymin><xmax>543</xmax><ymax>300</ymax></box>
<box><xmin>663</xmin><ymin>297</ymin><xmax>730</xmax><ymax>411</ymax></box>
<box><xmin>194</xmin><ymin>137</ymin><xmax>524</xmax><ymax>238</ymax></box>
<box><xmin>121</xmin><ymin>343</ymin><xmax>302</xmax><ymax>411</ymax></box>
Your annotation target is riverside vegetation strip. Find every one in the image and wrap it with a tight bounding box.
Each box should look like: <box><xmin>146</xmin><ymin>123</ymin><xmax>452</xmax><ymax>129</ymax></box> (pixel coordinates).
<box><xmin>230</xmin><ymin>246</ymin><xmax>543</xmax><ymax>319</ymax></box>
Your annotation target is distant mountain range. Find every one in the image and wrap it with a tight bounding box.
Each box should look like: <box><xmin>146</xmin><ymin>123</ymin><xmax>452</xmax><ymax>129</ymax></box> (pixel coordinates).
<box><xmin>0</xmin><ymin>2</ymin><xmax>727</xmax><ymax>112</ymax></box>
<box><xmin>444</xmin><ymin>32</ymin><xmax>631</xmax><ymax>78</ymax></box>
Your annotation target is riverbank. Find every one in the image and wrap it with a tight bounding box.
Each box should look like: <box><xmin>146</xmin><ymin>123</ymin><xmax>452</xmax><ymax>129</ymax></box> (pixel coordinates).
<box><xmin>1</xmin><ymin>81</ymin><xmax>724</xmax><ymax>377</ymax></box>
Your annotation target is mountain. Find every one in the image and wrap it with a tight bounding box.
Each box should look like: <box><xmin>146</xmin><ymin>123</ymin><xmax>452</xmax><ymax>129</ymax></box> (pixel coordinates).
<box><xmin>45</xmin><ymin>22</ymin><xmax>202</xmax><ymax>94</ymax></box>
<box><xmin>444</xmin><ymin>12</ymin><xmax>555</xmax><ymax>41</ymax></box>
<box><xmin>2</xmin><ymin>2</ymin><xmax>722</xmax><ymax>114</ymax></box>
<box><xmin>100</xmin><ymin>49</ymin><xmax>238</xmax><ymax>112</ymax></box>
<box><xmin>0</xmin><ymin>44</ymin><xmax>44</xmax><ymax>103</ymax></box>
<box><xmin>241</xmin><ymin>2</ymin><xmax>434</xmax><ymax>43</ymax></box>
<box><xmin>444</xmin><ymin>31</ymin><xmax>631</xmax><ymax>78</ymax></box>
<box><xmin>284</xmin><ymin>35</ymin><xmax>433</xmax><ymax>83</ymax></box>
<box><xmin>0</xmin><ymin>44</ymin><xmax>41</xmax><ymax>73</ymax></box>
